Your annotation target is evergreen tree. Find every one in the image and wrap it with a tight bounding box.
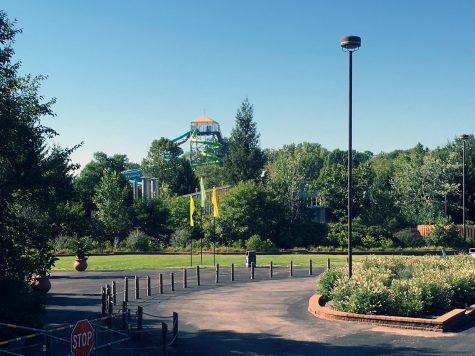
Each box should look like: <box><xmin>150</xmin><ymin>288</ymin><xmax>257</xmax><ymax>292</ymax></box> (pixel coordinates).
<box><xmin>224</xmin><ymin>98</ymin><xmax>264</xmax><ymax>184</ymax></box>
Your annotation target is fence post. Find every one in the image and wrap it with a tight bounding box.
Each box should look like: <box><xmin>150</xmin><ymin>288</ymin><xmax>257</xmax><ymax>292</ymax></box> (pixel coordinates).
<box><xmin>290</xmin><ymin>260</ymin><xmax>293</xmax><ymax>277</ymax></box>
<box><xmin>137</xmin><ymin>306</ymin><xmax>143</xmax><ymax>340</ymax></box>
<box><xmin>327</xmin><ymin>258</ymin><xmax>331</xmax><ymax>270</ymax></box>
<box><xmin>172</xmin><ymin>312</ymin><xmax>178</xmax><ymax>346</ymax></box>
<box><xmin>161</xmin><ymin>322</ymin><xmax>168</xmax><ymax>356</ymax></box>
<box><xmin>106</xmin><ymin>284</ymin><xmax>111</xmax><ymax>310</ymax></box>
<box><xmin>124</xmin><ymin>277</ymin><xmax>129</xmax><ymax>303</ymax></box>
<box><xmin>159</xmin><ymin>273</ymin><xmax>164</xmax><ymax>294</ymax></box>
<box><xmin>101</xmin><ymin>286</ymin><xmax>106</xmax><ymax>316</ymax></box>
<box><xmin>196</xmin><ymin>266</ymin><xmax>200</xmax><ymax>286</ymax></box>
<box><xmin>183</xmin><ymin>269</ymin><xmax>187</xmax><ymax>288</ymax></box>
<box><xmin>309</xmin><ymin>259</ymin><xmax>313</xmax><ymax>276</ymax></box>
<box><xmin>231</xmin><ymin>263</ymin><xmax>235</xmax><ymax>282</ymax></box>
<box><xmin>171</xmin><ymin>272</ymin><xmax>175</xmax><ymax>292</ymax></box>
<box><xmin>215</xmin><ymin>264</ymin><xmax>219</xmax><ymax>284</ymax></box>
<box><xmin>269</xmin><ymin>261</ymin><xmax>273</xmax><ymax>279</ymax></box>
<box><xmin>108</xmin><ymin>298</ymin><xmax>113</xmax><ymax>329</ymax></box>
<box><xmin>147</xmin><ymin>275</ymin><xmax>151</xmax><ymax>297</ymax></box>
<box><xmin>251</xmin><ymin>262</ymin><xmax>255</xmax><ymax>280</ymax></box>
<box><xmin>135</xmin><ymin>276</ymin><xmax>139</xmax><ymax>299</ymax></box>
<box><xmin>112</xmin><ymin>280</ymin><xmax>117</xmax><ymax>305</ymax></box>
<box><xmin>43</xmin><ymin>333</ymin><xmax>51</xmax><ymax>356</ymax></box>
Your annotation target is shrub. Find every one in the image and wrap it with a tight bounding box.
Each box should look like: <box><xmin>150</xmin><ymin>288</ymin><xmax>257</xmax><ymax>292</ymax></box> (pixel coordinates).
<box><xmin>393</xmin><ymin>228</ymin><xmax>424</xmax><ymax>248</ymax></box>
<box><xmin>425</xmin><ymin>224</ymin><xmax>464</xmax><ymax>248</ymax></box>
<box><xmin>317</xmin><ymin>268</ymin><xmax>343</xmax><ymax>300</ymax></box>
<box><xmin>124</xmin><ymin>229</ymin><xmax>155</xmax><ymax>251</ymax></box>
<box><xmin>245</xmin><ymin>235</ymin><xmax>277</xmax><ymax>253</ymax></box>
<box><xmin>170</xmin><ymin>227</ymin><xmax>191</xmax><ymax>248</ymax></box>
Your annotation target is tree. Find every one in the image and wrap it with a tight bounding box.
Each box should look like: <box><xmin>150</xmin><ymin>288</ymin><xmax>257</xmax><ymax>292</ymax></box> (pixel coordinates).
<box><xmin>142</xmin><ymin>138</ymin><xmax>197</xmax><ymax>195</ymax></box>
<box><xmin>131</xmin><ymin>198</ymin><xmax>169</xmax><ymax>243</ymax></box>
<box><xmin>0</xmin><ymin>11</ymin><xmax>78</xmax><ymax>325</ymax></box>
<box><xmin>224</xmin><ymin>98</ymin><xmax>264</xmax><ymax>183</ymax></box>
<box><xmin>92</xmin><ymin>170</ymin><xmax>131</xmax><ymax>240</ymax></box>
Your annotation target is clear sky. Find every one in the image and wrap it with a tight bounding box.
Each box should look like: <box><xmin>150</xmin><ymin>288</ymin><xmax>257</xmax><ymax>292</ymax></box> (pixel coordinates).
<box><xmin>2</xmin><ymin>0</ymin><xmax>474</xmax><ymax>168</ymax></box>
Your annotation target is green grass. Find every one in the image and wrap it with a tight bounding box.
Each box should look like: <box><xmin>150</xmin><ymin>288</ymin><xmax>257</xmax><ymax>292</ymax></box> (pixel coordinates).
<box><xmin>53</xmin><ymin>254</ymin><xmax>365</xmax><ymax>271</ymax></box>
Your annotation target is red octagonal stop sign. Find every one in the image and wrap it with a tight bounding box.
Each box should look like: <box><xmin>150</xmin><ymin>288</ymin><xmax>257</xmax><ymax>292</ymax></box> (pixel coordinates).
<box><xmin>71</xmin><ymin>319</ymin><xmax>94</xmax><ymax>356</ymax></box>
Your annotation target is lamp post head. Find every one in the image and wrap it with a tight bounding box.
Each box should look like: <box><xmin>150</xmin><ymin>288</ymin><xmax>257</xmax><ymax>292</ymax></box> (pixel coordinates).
<box><xmin>459</xmin><ymin>133</ymin><xmax>469</xmax><ymax>141</ymax></box>
<box><xmin>340</xmin><ymin>35</ymin><xmax>361</xmax><ymax>51</ymax></box>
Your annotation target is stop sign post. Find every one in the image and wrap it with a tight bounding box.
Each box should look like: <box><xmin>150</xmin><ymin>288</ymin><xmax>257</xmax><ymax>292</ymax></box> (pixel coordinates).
<box><xmin>71</xmin><ymin>319</ymin><xmax>94</xmax><ymax>356</ymax></box>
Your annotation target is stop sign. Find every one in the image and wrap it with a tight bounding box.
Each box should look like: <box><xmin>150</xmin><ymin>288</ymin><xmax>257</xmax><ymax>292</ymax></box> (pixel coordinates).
<box><xmin>71</xmin><ymin>319</ymin><xmax>94</xmax><ymax>356</ymax></box>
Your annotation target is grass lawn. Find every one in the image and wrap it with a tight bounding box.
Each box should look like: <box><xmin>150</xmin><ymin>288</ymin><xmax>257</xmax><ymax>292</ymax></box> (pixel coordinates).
<box><xmin>53</xmin><ymin>253</ymin><xmax>365</xmax><ymax>271</ymax></box>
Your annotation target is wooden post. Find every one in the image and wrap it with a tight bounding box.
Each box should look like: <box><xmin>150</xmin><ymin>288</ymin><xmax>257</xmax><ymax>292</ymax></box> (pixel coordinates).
<box><xmin>171</xmin><ymin>272</ymin><xmax>175</xmax><ymax>292</ymax></box>
<box><xmin>183</xmin><ymin>269</ymin><xmax>187</xmax><ymax>288</ymax></box>
<box><xmin>327</xmin><ymin>258</ymin><xmax>331</xmax><ymax>270</ymax></box>
<box><xmin>137</xmin><ymin>306</ymin><xmax>143</xmax><ymax>340</ymax></box>
<box><xmin>290</xmin><ymin>260</ymin><xmax>293</xmax><ymax>277</ymax></box>
<box><xmin>101</xmin><ymin>286</ymin><xmax>106</xmax><ymax>316</ymax></box>
<box><xmin>231</xmin><ymin>263</ymin><xmax>235</xmax><ymax>282</ymax></box>
<box><xmin>159</xmin><ymin>273</ymin><xmax>164</xmax><ymax>294</ymax></box>
<box><xmin>135</xmin><ymin>276</ymin><xmax>139</xmax><ymax>299</ymax></box>
<box><xmin>251</xmin><ymin>262</ymin><xmax>255</xmax><ymax>280</ymax></box>
<box><xmin>269</xmin><ymin>261</ymin><xmax>273</xmax><ymax>279</ymax></box>
<box><xmin>43</xmin><ymin>333</ymin><xmax>51</xmax><ymax>356</ymax></box>
<box><xmin>122</xmin><ymin>301</ymin><xmax>127</xmax><ymax>330</ymax></box>
<box><xmin>147</xmin><ymin>275</ymin><xmax>151</xmax><ymax>297</ymax></box>
<box><xmin>112</xmin><ymin>280</ymin><xmax>117</xmax><ymax>305</ymax></box>
<box><xmin>215</xmin><ymin>264</ymin><xmax>219</xmax><ymax>284</ymax></box>
<box><xmin>309</xmin><ymin>259</ymin><xmax>313</xmax><ymax>275</ymax></box>
<box><xmin>172</xmin><ymin>312</ymin><xmax>178</xmax><ymax>346</ymax></box>
<box><xmin>196</xmin><ymin>266</ymin><xmax>200</xmax><ymax>286</ymax></box>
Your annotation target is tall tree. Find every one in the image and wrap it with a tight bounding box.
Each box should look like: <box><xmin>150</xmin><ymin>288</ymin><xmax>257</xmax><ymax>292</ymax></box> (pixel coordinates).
<box><xmin>224</xmin><ymin>98</ymin><xmax>264</xmax><ymax>184</ymax></box>
<box><xmin>92</xmin><ymin>170</ymin><xmax>131</xmax><ymax>240</ymax></box>
<box><xmin>0</xmin><ymin>11</ymin><xmax>78</xmax><ymax>325</ymax></box>
<box><xmin>142</xmin><ymin>138</ymin><xmax>197</xmax><ymax>195</ymax></box>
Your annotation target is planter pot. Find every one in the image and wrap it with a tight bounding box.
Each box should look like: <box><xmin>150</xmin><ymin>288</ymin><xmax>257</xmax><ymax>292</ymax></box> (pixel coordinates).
<box><xmin>74</xmin><ymin>258</ymin><xmax>88</xmax><ymax>272</ymax></box>
<box><xmin>31</xmin><ymin>276</ymin><xmax>51</xmax><ymax>293</ymax></box>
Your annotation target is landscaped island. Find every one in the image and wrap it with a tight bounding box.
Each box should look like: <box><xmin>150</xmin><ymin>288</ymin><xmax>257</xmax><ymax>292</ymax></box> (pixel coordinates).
<box><xmin>318</xmin><ymin>255</ymin><xmax>475</xmax><ymax>317</ymax></box>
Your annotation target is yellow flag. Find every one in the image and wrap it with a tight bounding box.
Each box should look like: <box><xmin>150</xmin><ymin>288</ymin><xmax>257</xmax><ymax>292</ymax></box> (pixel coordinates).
<box><xmin>211</xmin><ymin>186</ymin><xmax>219</xmax><ymax>218</ymax></box>
<box><xmin>189</xmin><ymin>195</ymin><xmax>195</xmax><ymax>226</ymax></box>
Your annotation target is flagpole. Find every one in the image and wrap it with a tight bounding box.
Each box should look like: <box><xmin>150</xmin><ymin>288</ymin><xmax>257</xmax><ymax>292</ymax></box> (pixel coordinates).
<box><xmin>200</xmin><ymin>207</ymin><xmax>203</xmax><ymax>265</ymax></box>
<box><xmin>213</xmin><ymin>216</ymin><xmax>216</xmax><ymax>266</ymax></box>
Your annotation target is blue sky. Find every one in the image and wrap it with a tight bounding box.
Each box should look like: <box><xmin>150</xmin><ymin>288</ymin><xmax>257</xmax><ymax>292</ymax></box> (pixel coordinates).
<box><xmin>2</xmin><ymin>0</ymin><xmax>474</xmax><ymax>168</ymax></box>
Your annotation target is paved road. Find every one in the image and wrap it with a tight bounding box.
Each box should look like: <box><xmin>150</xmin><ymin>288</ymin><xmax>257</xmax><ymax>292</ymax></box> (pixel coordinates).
<box><xmin>40</xmin><ymin>266</ymin><xmax>475</xmax><ymax>355</ymax></box>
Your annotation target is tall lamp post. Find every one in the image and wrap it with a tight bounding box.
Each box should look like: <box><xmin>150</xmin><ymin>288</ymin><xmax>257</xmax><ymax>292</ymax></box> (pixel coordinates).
<box><xmin>459</xmin><ymin>133</ymin><xmax>469</xmax><ymax>241</ymax></box>
<box><xmin>340</xmin><ymin>35</ymin><xmax>361</xmax><ymax>278</ymax></box>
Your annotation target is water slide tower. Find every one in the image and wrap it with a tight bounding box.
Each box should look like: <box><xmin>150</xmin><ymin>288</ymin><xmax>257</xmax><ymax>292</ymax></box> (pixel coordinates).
<box><xmin>189</xmin><ymin>116</ymin><xmax>224</xmax><ymax>167</ymax></box>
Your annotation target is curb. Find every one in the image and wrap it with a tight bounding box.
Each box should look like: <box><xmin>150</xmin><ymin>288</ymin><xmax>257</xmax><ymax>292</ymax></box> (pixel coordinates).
<box><xmin>308</xmin><ymin>294</ymin><xmax>475</xmax><ymax>332</ymax></box>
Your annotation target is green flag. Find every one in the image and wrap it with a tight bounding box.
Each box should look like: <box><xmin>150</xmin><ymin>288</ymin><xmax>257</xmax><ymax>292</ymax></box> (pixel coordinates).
<box><xmin>200</xmin><ymin>177</ymin><xmax>206</xmax><ymax>208</ymax></box>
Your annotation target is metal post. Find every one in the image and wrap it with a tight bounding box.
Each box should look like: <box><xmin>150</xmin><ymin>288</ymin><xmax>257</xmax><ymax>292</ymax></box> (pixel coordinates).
<box><xmin>135</xmin><ymin>276</ymin><xmax>139</xmax><ymax>299</ymax></box>
<box><xmin>215</xmin><ymin>264</ymin><xmax>219</xmax><ymax>284</ymax></box>
<box><xmin>269</xmin><ymin>261</ymin><xmax>273</xmax><ymax>278</ymax></box>
<box><xmin>101</xmin><ymin>286</ymin><xmax>106</xmax><ymax>316</ymax></box>
<box><xmin>159</xmin><ymin>273</ymin><xmax>164</xmax><ymax>294</ymax></box>
<box><xmin>196</xmin><ymin>266</ymin><xmax>200</xmax><ymax>286</ymax></box>
<box><xmin>124</xmin><ymin>277</ymin><xmax>129</xmax><ymax>303</ymax></box>
<box><xmin>137</xmin><ymin>306</ymin><xmax>143</xmax><ymax>340</ymax></box>
<box><xmin>290</xmin><ymin>260</ymin><xmax>293</xmax><ymax>277</ymax></box>
<box><xmin>251</xmin><ymin>262</ymin><xmax>255</xmax><ymax>280</ymax></box>
<box><xmin>183</xmin><ymin>269</ymin><xmax>187</xmax><ymax>288</ymax></box>
<box><xmin>171</xmin><ymin>272</ymin><xmax>175</xmax><ymax>292</ymax></box>
<box><xmin>172</xmin><ymin>312</ymin><xmax>178</xmax><ymax>346</ymax></box>
<box><xmin>309</xmin><ymin>259</ymin><xmax>313</xmax><ymax>276</ymax></box>
<box><xmin>147</xmin><ymin>275</ymin><xmax>151</xmax><ymax>297</ymax></box>
<box><xmin>231</xmin><ymin>263</ymin><xmax>235</xmax><ymax>282</ymax></box>
<box><xmin>161</xmin><ymin>322</ymin><xmax>168</xmax><ymax>356</ymax></box>
<box><xmin>348</xmin><ymin>49</ymin><xmax>353</xmax><ymax>278</ymax></box>
<box><xmin>462</xmin><ymin>139</ymin><xmax>466</xmax><ymax>241</ymax></box>
<box><xmin>112</xmin><ymin>281</ymin><xmax>117</xmax><ymax>305</ymax></box>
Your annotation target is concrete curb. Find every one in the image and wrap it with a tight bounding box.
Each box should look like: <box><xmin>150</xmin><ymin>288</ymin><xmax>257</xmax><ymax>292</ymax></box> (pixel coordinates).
<box><xmin>308</xmin><ymin>294</ymin><xmax>475</xmax><ymax>332</ymax></box>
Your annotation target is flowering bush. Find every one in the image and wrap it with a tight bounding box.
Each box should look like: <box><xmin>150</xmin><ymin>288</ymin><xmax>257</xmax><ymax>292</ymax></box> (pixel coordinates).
<box><xmin>317</xmin><ymin>255</ymin><xmax>475</xmax><ymax>317</ymax></box>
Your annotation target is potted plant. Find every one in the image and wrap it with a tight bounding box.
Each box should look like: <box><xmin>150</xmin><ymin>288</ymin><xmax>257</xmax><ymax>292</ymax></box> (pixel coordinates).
<box><xmin>69</xmin><ymin>236</ymin><xmax>92</xmax><ymax>271</ymax></box>
<box><xmin>30</xmin><ymin>248</ymin><xmax>58</xmax><ymax>293</ymax></box>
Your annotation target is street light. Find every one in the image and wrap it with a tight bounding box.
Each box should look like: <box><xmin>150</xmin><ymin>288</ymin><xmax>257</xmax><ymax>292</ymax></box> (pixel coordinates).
<box><xmin>459</xmin><ymin>133</ymin><xmax>469</xmax><ymax>241</ymax></box>
<box><xmin>340</xmin><ymin>35</ymin><xmax>361</xmax><ymax>278</ymax></box>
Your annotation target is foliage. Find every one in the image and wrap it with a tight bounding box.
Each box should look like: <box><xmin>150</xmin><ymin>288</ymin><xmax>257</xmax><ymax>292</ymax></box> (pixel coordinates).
<box><xmin>325</xmin><ymin>221</ymin><xmax>393</xmax><ymax>248</ymax></box>
<box><xmin>318</xmin><ymin>256</ymin><xmax>475</xmax><ymax>317</ymax></box>
<box><xmin>141</xmin><ymin>138</ymin><xmax>197</xmax><ymax>195</ymax></box>
<box><xmin>170</xmin><ymin>227</ymin><xmax>192</xmax><ymax>248</ymax></box>
<box><xmin>393</xmin><ymin>228</ymin><xmax>425</xmax><ymax>248</ymax></box>
<box><xmin>30</xmin><ymin>246</ymin><xmax>58</xmax><ymax>277</ymax></box>
<box><xmin>131</xmin><ymin>198</ymin><xmax>169</xmax><ymax>242</ymax></box>
<box><xmin>425</xmin><ymin>223</ymin><xmax>464</xmax><ymax>248</ymax></box>
<box><xmin>124</xmin><ymin>229</ymin><xmax>160</xmax><ymax>251</ymax></box>
<box><xmin>67</xmin><ymin>236</ymin><xmax>92</xmax><ymax>259</ymax></box>
<box><xmin>224</xmin><ymin>98</ymin><xmax>264</xmax><ymax>184</ymax></box>
<box><xmin>245</xmin><ymin>234</ymin><xmax>277</xmax><ymax>253</ymax></box>
<box><xmin>92</xmin><ymin>170</ymin><xmax>131</xmax><ymax>240</ymax></box>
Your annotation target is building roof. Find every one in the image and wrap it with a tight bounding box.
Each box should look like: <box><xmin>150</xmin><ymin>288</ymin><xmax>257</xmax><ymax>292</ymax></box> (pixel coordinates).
<box><xmin>191</xmin><ymin>116</ymin><xmax>218</xmax><ymax>124</ymax></box>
